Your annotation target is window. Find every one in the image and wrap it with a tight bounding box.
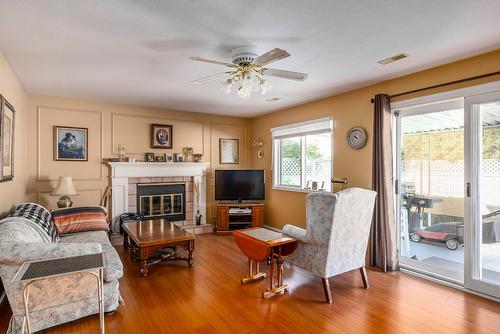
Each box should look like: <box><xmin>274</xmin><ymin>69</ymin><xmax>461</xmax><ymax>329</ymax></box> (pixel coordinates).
<box><xmin>272</xmin><ymin>117</ymin><xmax>333</xmax><ymax>192</ymax></box>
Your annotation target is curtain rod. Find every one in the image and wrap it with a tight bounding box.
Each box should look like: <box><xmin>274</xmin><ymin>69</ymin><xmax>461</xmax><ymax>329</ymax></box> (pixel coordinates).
<box><xmin>370</xmin><ymin>70</ymin><xmax>500</xmax><ymax>103</ymax></box>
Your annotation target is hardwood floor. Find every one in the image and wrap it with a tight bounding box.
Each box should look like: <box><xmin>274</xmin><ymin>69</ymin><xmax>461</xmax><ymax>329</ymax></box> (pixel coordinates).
<box><xmin>1</xmin><ymin>233</ymin><xmax>500</xmax><ymax>333</ymax></box>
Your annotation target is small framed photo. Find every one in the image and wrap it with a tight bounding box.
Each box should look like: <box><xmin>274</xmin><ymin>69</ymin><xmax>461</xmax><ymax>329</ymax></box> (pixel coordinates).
<box><xmin>54</xmin><ymin>126</ymin><xmax>88</xmax><ymax>161</ymax></box>
<box><xmin>174</xmin><ymin>153</ymin><xmax>184</xmax><ymax>162</ymax></box>
<box><xmin>155</xmin><ymin>155</ymin><xmax>164</xmax><ymax>162</ymax></box>
<box><xmin>151</xmin><ymin>124</ymin><xmax>173</xmax><ymax>149</ymax></box>
<box><xmin>145</xmin><ymin>153</ymin><xmax>154</xmax><ymax>162</ymax></box>
<box><xmin>219</xmin><ymin>138</ymin><xmax>239</xmax><ymax>164</ymax></box>
<box><xmin>0</xmin><ymin>96</ymin><xmax>15</xmax><ymax>182</ymax></box>
<box><xmin>165</xmin><ymin>153</ymin><xmax>173</xmax><ymax>162</ymax></box>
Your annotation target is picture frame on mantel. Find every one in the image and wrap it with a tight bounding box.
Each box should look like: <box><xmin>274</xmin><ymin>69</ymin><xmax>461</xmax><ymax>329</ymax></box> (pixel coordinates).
<box><xmin>219</xmin><ymin>138</ymin><xmax>239</xmax><ymax>164</ymax></box>
<box><xmin>0</xmin><ymin>95</ymin><xmax>15</xmax><ymax>182</ymax></box>
<box><xmin>151</xmin><ymin>124</ymin><xmax>173</xmax><ymax>149</ymax></box>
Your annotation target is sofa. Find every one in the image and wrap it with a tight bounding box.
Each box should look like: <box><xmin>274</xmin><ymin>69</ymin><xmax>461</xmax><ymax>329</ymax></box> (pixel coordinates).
<box><xmin>0</xmin><ymin>203</ymin><xmax>123</xmax><ymax>334</ymax></box>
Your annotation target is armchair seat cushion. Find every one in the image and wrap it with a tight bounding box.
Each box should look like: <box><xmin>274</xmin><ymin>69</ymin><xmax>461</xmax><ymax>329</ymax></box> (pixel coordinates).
<box><xmin>59</xmin><ymin>231</ymin><xmax>123</xmax><ymax>282</ymax></box>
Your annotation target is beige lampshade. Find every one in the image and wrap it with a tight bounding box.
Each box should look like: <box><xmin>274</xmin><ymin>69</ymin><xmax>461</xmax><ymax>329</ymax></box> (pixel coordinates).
<box><xmin>51</xmin><ymin>176</ymin><xmax>79</xmax><ymax>196</ymax></box>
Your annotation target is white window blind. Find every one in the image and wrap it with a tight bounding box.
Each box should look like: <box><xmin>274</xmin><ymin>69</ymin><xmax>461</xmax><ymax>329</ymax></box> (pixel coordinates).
<box><xmin>271</xmin><ymin>117</ymin><xmax>333</xmax><ymax>139</ymax></box>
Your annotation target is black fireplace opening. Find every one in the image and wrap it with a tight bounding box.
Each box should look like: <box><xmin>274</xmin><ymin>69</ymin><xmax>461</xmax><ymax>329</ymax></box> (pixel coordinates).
<box><xmin>136</xmin><ymin>183</ymin><xmax>186</xmax><ymax>221</ymax></box>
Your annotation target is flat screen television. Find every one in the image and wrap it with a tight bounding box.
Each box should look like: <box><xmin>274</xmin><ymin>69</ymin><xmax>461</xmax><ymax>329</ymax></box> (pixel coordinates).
<box><xmin>215</xmin><ymin>169</ymin><xmax>265</xmax><ymax>202</ymax></box>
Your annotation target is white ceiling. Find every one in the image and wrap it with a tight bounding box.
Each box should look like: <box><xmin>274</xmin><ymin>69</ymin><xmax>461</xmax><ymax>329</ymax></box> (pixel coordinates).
<box><xmin>0</xmin><ymin>0</ymin><xmax>500</xmax><ymax>117</ymax></box>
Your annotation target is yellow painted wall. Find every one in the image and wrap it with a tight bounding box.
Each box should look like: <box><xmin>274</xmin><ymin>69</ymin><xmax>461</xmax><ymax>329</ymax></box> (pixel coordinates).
<box><xmin>26</xmin><ymin>95</ymin><xmax>250</xmax><ymax>222</ymax></box>
<box><xmin>5</xmin><ymin>48</ymin><xmax>500</xmax><ymax>228</ymax></box>
<box><xmin>0</xmin><ymin>51</ymin><xmax>28</xmax><ymax>216</ymax></box>
<box><xmin>250</xmin><ymin>49</ymin><xmax>500</xmax><ymax>229</ymax></box>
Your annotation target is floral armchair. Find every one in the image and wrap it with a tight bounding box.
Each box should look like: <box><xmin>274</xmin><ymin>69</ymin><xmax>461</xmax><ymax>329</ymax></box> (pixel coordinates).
<box><xmin>282</xmin><ymin>188</ymin><xmax>377</xmax><ymax>303</ymax></box>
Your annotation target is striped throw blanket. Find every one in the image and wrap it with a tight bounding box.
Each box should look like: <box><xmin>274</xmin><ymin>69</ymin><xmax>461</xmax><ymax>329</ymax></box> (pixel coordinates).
<box><xmin>51</xmin><ymin>206</ymin><xmax>109</xmax><ymax>235</ymax></box>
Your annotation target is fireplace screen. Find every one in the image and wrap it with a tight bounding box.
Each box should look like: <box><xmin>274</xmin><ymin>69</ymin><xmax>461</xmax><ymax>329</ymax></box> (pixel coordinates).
<box><xmin>137</xmin><ymin>183</ymin><xmax>185</xmax><ymax>221</ymax></box>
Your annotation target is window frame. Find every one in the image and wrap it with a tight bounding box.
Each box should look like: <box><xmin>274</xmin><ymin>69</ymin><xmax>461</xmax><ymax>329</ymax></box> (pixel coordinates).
<box><xmin>271</xmin><ymin>117</ymin><xmax>334</xmax><ymax>193</ymax></box>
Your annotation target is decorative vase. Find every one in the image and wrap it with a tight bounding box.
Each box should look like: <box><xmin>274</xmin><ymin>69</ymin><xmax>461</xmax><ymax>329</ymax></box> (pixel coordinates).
<box><xmin>182</xmin><ymin>147</ymin><xmax>194</xmax><ymax>162</ymax></box>
<box><xmin>196</xmin><ymin>210</ymin><xmax>202</xmax><ymax>225</ymax></box>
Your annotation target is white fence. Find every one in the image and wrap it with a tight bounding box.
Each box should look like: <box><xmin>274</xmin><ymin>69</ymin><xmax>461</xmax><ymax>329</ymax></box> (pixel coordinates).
<box><xmin>402</xmin><ymin>159</ymin><xmax>500</xmax><ymax>207</ymax></box>
<box><xmin>281</xmin><ymin>158</ymin><xmax>331</xmax><ymax>190</ymax></box>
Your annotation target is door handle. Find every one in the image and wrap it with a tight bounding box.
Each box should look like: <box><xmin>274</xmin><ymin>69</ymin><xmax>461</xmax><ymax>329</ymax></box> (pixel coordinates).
<box><xmin>466</xmin><ymin>182</ymin><xmax>471</xmax><ymax>197</ymax></box>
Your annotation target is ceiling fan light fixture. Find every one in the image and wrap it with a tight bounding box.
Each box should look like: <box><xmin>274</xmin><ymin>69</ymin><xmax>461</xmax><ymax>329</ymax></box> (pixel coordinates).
<box><xmin>222</xmin><ymin>78</ymin><xmax>233</xmax><ymax>94</ymax></box>
<box><xmin>260</xmin><ymin>79</ymin><xmax>272</xmax><ymax>95</ymax></box>
<box><xmin>237</xmin><ymin>76</ymin><xmax>256</xmax><ymax>99</ymax></box>
<box><xmin>190</xmin><ymin>45</ymin><xmax>307</xmax><ymax>99</ymax></box>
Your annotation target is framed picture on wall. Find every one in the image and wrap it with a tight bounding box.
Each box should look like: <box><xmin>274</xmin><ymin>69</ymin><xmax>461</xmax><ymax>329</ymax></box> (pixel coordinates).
<box><xmin>151</xmin><ymin>124</ymin><xmax>173</xmax><ymax>149</ymax></box>
<box><xmin>219</xmin><ymin>138</ymin><xmax>239</xmax><ymax>164</ymax></box>
<box><xmin>0</xmin><ymin>95</ymin><xmax>15</xmax><ymax>182</ymax></box>
<box><xmin>53</xmin><ymin>126</ymin><xmax>88</xmax><ymax>161</ymax></box>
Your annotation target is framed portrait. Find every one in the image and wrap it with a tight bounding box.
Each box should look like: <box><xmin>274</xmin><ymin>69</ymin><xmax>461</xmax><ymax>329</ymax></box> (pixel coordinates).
<box><xmin>145</xmin><ymin>153</ymin><xmax>154</xmax><ymax>162</ymax></box>
<box><xmin>155</xmin><ymin>155</ymin><xmax>164</xmax><ymax>162</ymax></box>
<box><xmin>0</xmin><ymin>96</ymin><xmax>15</xmax><ymax>182</ymax></box>
<box><xmin>54</xmin><ymin>126</ymin><xmax>88</xmax><ymax>161</ymax></box>
<box><xmin>151</xmin><ymin>124</ymin><xmax>173</xmax><ymax>149</ymax></box>
<box><xmin>219</xmin><ymin>138</ymin><xmax>239</xmax><ymax>164</ymax></box>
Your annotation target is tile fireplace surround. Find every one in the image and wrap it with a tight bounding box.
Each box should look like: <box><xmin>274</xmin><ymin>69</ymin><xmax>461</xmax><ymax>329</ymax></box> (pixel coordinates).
<box><xmin>107</xmin><ymin>162</ymin><xmax>212</xmax><ymax>234</ymax></box>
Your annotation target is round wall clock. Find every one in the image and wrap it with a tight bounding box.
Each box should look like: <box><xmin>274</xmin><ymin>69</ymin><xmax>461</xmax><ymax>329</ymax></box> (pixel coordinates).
<box><xmin>346</xmin><ymin>127</ymin><xmax>367</xmax><ymax>149</ymax></box>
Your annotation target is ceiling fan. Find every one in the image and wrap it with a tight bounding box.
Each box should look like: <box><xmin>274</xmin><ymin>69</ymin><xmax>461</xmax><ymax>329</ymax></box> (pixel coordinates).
<box><xmin>189</xmin><ymin>45</ymin><xmax>308</xmax><ymax>98</ymax></box>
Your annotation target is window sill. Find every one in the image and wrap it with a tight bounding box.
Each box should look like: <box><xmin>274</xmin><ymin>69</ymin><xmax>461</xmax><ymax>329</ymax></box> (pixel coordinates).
<box><xmin>272</xmin><ymin>185</ymin><xmax>331</xmax><ymax>194</ymax></box>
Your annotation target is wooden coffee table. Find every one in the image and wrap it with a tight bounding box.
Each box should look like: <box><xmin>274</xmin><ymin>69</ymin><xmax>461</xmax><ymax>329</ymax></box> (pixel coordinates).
<box><xmin>122</xmin><ymin>219</ymin><xmax>195</xmax><ymax>277</ymax></box>
<box><xmin>233</xmin><ymin>228</ymin><xmax>298</xmax><ymax>299</ymax></box>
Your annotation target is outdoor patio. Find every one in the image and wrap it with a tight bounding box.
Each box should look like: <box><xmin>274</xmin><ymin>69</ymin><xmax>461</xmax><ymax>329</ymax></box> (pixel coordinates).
<box><xmin>399</xmin><ymin>103</ymin><xmax>500</xmax><ymax>284</ymax></box>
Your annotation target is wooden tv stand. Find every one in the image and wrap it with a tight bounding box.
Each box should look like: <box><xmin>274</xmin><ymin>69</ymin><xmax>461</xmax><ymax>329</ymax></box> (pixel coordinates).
<box><xmin>216</xmin><ymin>203</ymin><xmax>264</xmax><ymax>233</ymax></box>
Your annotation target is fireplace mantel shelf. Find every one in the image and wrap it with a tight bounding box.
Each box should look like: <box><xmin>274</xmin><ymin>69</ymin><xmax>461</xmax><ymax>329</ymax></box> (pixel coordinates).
<box><xmin>107</xmin><ymin>162</ymin><xmax>210</xmax><ymax>178</ymax></box>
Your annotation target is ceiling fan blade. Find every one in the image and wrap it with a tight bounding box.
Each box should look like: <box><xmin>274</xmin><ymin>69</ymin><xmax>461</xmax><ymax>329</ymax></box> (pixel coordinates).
<box><xmin>191</xmin><ymin>72</ymin><xmax>229</xmax><ymax>84</ymax></box>
<box><xmin>262</xmin><ymin>68</ymin><xmax>308</xmax><ymax>81</ymax></box>
<box><xmin>255</xmin><ymin>48</ymin><xmax>290</xmax><ymax>66</ymax></box>
<box><xmin>190</xmin><ymin>56</ymin><xmax>235</xmax><ymax>67</ymax></box>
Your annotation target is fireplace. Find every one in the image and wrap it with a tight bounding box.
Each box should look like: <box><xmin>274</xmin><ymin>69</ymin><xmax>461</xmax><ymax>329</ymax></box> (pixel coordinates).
<box><xmin>108</xmin><ymin>162</ymin><xmax>212</xmax><ymax>234</ymax></box>
<box><xmin>137</xmin><ymin>183</ymin><xmax>186</xmax><ymax>221</ymax></box>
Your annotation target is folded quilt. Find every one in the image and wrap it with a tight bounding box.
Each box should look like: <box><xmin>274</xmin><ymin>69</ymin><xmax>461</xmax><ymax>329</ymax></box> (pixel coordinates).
<box><xmin>0</xmin><ymin>216</ymin><xmax>53</xmax><ymax>244</ymax></box>
<box><xmin>8</xmin><ymin>203</ymin><xmax>59</xmax><ymax>242</ymax></box>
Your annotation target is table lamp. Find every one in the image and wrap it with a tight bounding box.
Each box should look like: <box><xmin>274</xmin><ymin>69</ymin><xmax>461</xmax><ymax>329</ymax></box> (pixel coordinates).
<box><xmin>51</xmin><ymin>176</ymin><xmax>79</xmax><ymax>208</ymax></box>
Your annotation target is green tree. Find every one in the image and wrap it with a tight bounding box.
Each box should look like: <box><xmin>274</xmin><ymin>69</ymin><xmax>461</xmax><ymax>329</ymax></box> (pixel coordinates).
<box><xmin>281</xmin><ymin>139</ymin><xmax>324</xmax><ymax>160</ymax></box>
<box><xmin>483</xmin><ymin>127</ymin><xmax>500</xmax><ymax>159</ymax></box>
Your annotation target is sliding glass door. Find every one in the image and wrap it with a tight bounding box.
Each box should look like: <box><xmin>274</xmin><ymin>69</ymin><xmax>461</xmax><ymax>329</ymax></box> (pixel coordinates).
<box><xmin>396</xmin><ymin>99</ymin><xmax>465</xmax><ymax>283</ymax></box>
<box><xmin>465</xmin><ymin>92</ymin><xmax>500</xmax><ymax>298</ymax></box>
<box><xmin>394</xmin><ymin>83</ymin><xmax>500</xmax><ymax>299</ymax></box>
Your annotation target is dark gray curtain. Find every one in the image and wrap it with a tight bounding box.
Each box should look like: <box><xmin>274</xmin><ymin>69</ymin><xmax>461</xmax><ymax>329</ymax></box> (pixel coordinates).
<box><xmin>369</xmin><ymin>94</ymin><xmax>398</xmax><ymax>272</ymax></box>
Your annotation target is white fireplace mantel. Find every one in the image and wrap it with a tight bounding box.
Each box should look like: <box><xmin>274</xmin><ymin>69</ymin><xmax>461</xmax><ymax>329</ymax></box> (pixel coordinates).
<box><xmin>107</xmin><ymin>162</ymin><xmax>210</xmax><ymax>224</ymax></box>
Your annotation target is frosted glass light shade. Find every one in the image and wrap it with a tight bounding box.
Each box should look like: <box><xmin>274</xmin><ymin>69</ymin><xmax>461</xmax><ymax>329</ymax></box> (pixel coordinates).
<box><xmin>51</xmin><ymin>176</ymin><xmax>79</xmax><ymax>196</ymax></box>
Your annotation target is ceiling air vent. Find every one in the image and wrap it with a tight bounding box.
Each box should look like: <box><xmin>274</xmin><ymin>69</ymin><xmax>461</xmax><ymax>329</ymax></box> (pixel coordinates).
<box><xmin>377</xmin><ymin>53</ymin><xmax>409</xmax><ymax>65</ymax></box>
<box><xmin>266</xmin><ymin>97</ymin><xmax>281</xmax><ymax>102</ymax></box>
